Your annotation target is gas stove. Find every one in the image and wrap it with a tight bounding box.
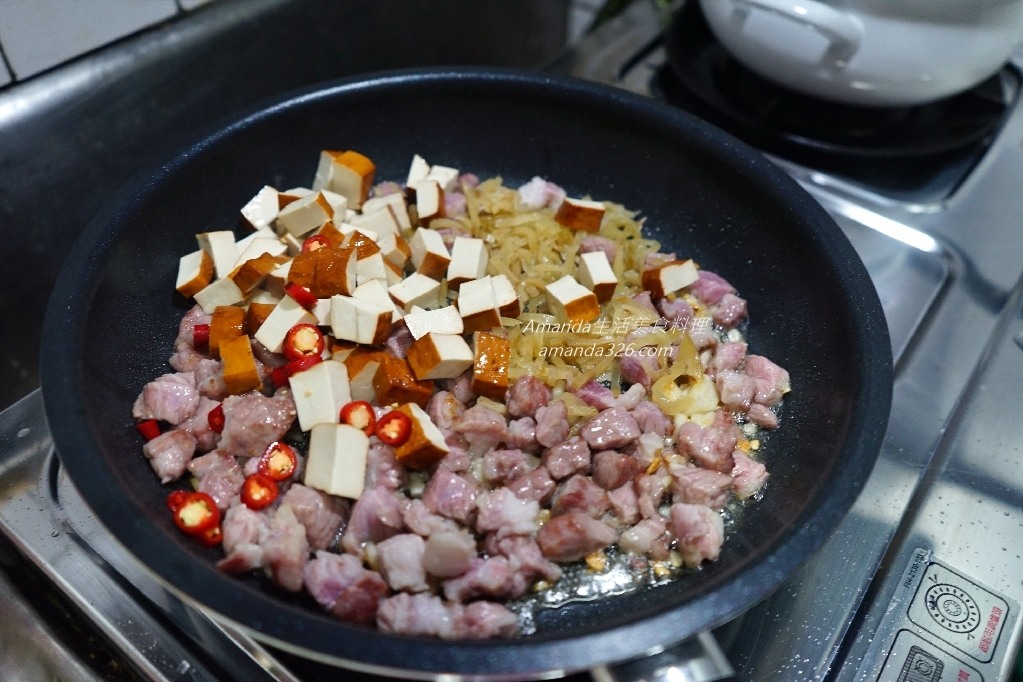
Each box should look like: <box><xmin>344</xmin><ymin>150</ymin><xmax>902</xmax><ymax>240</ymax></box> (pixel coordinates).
<box><xmin>3</xmin><ymin>1</ymin><xmax>1023</xmax><ymax>680</ymax></box>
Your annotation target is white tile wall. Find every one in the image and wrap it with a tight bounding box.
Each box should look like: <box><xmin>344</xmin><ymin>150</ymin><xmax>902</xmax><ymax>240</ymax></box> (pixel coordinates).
<box><xmin>0</xmin><ymin>0</ymin><xmax>199</xmax><ymax>81</ymax></box>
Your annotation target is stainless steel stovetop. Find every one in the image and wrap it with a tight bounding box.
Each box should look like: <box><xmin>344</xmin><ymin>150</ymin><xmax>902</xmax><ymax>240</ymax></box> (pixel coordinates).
<box><xmin>3</xmin><ymin>2</ymin><xmax>1023</xmax><ymax>680</ymax></box>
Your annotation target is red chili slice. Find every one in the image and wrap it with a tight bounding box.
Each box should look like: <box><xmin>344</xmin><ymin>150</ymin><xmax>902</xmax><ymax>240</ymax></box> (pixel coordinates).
<box><xmin>207</xmin><ymin>404</ymin><xmax>225</xmax><ymax>433</ymax></box>
<box><xmin>285</xmin><ymin>282</ymin><xmax>318</xmax><ymax>310</ymax></box>
<box><xmin>282</xmin><ymin>323</ymin><xmax>325</xmax><ymax>362</ymax></box>
<box><xmin>172</xmin><ymin>492</ymin><xmax>220</xmax><ymax>536</ymax></box>
<box><xmin>241</xmin><ymin>473</ymin><xmax>279</xmax><ymax>510</ymax></box>
<box><xmin>195</xmin><ymin>524</ymin><xmax>223</xmax><ymax>548</ymax></box>
<box><xmin>270</xmin><ymin>355</ymin><xmax>323</xmax><ymax>387</ymax></box>
<box><xmin>193</xmin><ymin>323</ymin><xmax>210</xmax><ymax>349</ymax></box>
<box><xmin>375</xmin><ymin>410</ymin><xmax>412</xmax><ymax>446</ymax></box>
<box><xmin>166</xmin><ymin>489</ymin><xmax>190</xmax><ymax>513</ymax></box>
<box><xmin>302</xmin><ymin>234</ymin><xmax>330</xmax><ymax>252</ymax></box>
<box><xmin>136</xmin><ymin>419</ymin><xmax>161</xmax><ymax>441</ymax></box>
<box><xmin>340</xmin><ymin>400</ymin><xmax>377</xmax><ymax>436</ymax></box>
<box><xmin>270</xmin><ymin>364</ymin><xmax>292</xmax><ymax>388</ymax></box>
<box><xmin>258</xmin><ymin>441</ymin><xmax>298</xmax><ymax>481</ymax></box>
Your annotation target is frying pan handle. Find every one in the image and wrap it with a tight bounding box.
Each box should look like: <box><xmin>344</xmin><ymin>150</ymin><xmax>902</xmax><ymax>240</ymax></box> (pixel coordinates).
<box><xmin>590</xmin><ymin>630</ymin><xmax>737</xmax><ymax>682</ymax></box>
<box><xmin>726</xmin><ymin>0</ymin><xmax>862</xmax><ymax>66</ymax></box>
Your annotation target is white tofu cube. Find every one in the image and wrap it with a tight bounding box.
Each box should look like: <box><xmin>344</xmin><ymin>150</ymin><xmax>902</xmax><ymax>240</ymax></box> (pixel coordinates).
<box><xmin>233</xmin><ymin>236</ymin><xmax>287</xmax><ymax>269</ymax></box>
<box><xmin>403</xmin><ymin>305</ymin><xmax>464</xmax><ymax>340</ymax></box>
<box><xmin>234</xmin><ymin>228</ymin><xmax>278</xmax><ymax>255</ymax></box>
<box><xmin>276</xmin><ymin>192</ymin><xmax>333</xmax><ymax>238</ymax></box>
<box><xmin>278</xmin><ymin>187</ymin><xmax>313</xmax><ymax>209</ymax></box>
<box><xmin>253</xmin><ymin>294</ymin><xmax>318</xmax><ymax>353</ymax></box>
<box><xmin>554</xmin><ymin>196</ymin><xmax>606</xmax><ymax>232</ymax></box>
<box><xmin>348</xmin><ymin>206</ymin><xmax>400</xmax><ymax>241</ymax></box>
<box><xmin>389</xmin><ymin>272</ymin><xmax>443</xmax><ymax>311</ymax></box>
<box><xmin>311</xmin><ymin>298</ymin><xmax>332</xmax><ymax>325</ymax></box>
<box><xmin>194</xmin><ymin>276</ymin><xmax>245</xmax><ymax>313</ymax></box>
<box><xmin>425</xmin><ymin>164</ymin><xmax>459</xmax><ymax>192</ymax></box>
<box><xmin>407</xmin><ymin>333</ymin><xmax>474</xmax><ymax>380</ymax></box>
<box><xmin>642</xmin><ymin>259</ymin><xmax>699</xmax><ymax>298</ymax></box>
<box><xmin>239</xmin><ymin>185</ymin><xmax>279</xmax><ymax>231</ymax></box>
<box><xmin>414</xmin><ymin>180</ymin><xmax>444</xmax><ymax>223</ymax></box>
<box><xmin>347</xmin><ymin>359</ymin><xmax>380</xmax><ymax>403</ymax></box>
<box><xmin>197</xmin><ymin>230</ymin><xmax>239</xmax><ymax>280</ymax></box>
<box><xmin>578</xmin><ymin>250</ymin><xmax>618</xmax><ymax>303</ymax></box>
<box><xmin>246</xmin><ymin>289</ymin><xmax>281</xmax><ymax>306</ymax></box>
<box><xmin>175</xmin><ymin>249</ymin><xmax>214</xmax><ymax>298</ymax></box>
<box><xmin>491</xmin><ymin>273</ymin><xmax>521</xmax><ymax>319</ymax></box>
<box><xmin>330</xmin><ymin>295</ymin><xmax>392</xmax><ymax>346</ymax></box>
<box><xmin>289</xmin><ymin>359</ymin><xmax>352</xmax><ymax>432</ymax></box>
<box><xmin>353</xmin><ymin>279</ymin><xmax>402</xmax><ymax>323</ymax></box>
<box><xmin>405</xmin><ymin>154</ymin><xmax>430</xmax><ymax>191</ymax></box>
<box><xmin>458</xmin><ymin>275</ymin><xmax>501</xmax><ymax>332</ymax></box>
<box><xmin>363</xmin><ymin>193</ymin><xmax>412</xmax><ymax>232</ymax></box>
<box><xmin>408</xmin><ymin>227</ymin><xmax>450</xmax><ymax>278</ymax></box>
<box><xmin>378</xmin><ymin>234</ymin><xmax>411</xmax><ymax>268</ymax></box>
<box><xmin>319</xmin><ymin>189</ymin><xmax>349</xmax><ymax>219</ymax></box>
<box><xmin>446</xmin><ymin>236</ymin><xmax>488</xmax><ymax>289</ymax></box>
<box><xmin>545</xmin><ymin>274</ymin><xmax>600</xmax><ymax>323</ymax></box>
<box><xmin>304</xmin><ymin>423</ymin><xmax>369</xmax><ymax>499</ymax></box>
<box><xmin>265</xmin><ymin>260</ymin><xmax>292</xmax><ymax>299</ymax></box>
<box><xmin>355</xmin><ymin>252</ymin><xmax>390</xmax><ymax>286</ymax></box>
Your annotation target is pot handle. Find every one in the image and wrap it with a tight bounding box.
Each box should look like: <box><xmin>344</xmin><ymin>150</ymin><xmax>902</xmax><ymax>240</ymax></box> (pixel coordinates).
<box><xmin>726</xmin><ymin>0</ymin><xmax>862</xmax><ymax>66</ymax></box>
<box><xmin>590</xmin><ymin>630</ymin><xmax>737</xmax><ymax>682</ymax></box>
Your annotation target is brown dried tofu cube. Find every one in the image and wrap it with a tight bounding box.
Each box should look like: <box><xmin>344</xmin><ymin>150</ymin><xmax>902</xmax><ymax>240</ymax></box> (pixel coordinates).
<box><xmin>343</xmin><ymin>230</ymin><xmax>381</xmax><ymax>260</ymax></box>
<box><xmin>641</xmin><ymin>259</ymin><xmax>699</xmax><ymax>298</ymax></box>
<box><xmin>392</xmin><ymin>403</ymin><xmax>450</xmax><ymax>470</ymax></box>
<box><xmin>471</xmin><ymin>331</ymin><xmax>510</xmax><ymax>400</ymax></box>
<box><xmin>229</xmin><ymin>252</ymin><xmax>286</xmax><ymax>294</ymax></box>
<box><xmin>372</xmin><ymin>356</ymin><xmax>435</xmax><ymax>408</ymax></box>
<box><xmin>312</xmin><ymin>246</ymin><xmax>357</xmax><ymax>298</ymax></box>
<box><xmin>554</xmin><ymin>197</ymin><xmax>605</xmax><ymax>232</ymax></box>
<box><xmin>245</xmin><ymin>302</ymin><xmax>277</xmax><ymax>334</ymax></box>
<box><xmin>220</xmin><ymin>335</ymin><xmax>262</xmax><ymax>394</ymax></box>
<box><xmin>209</xmin><ymin>305</ymin><xmax>246</xmax><ymax>358</ymax></box>
<box><xmin>344</xmin><ymin>347</ymin><xmax>387</xmax><ymax>403</ymax></box>
<box><xmin>317</xmin><ymin>221</ymin><xmax>345</xmax><ymax>249</ymax></box>
<box><xmin>287</xmin><ymin>249</ymin><xmax>318</xmax><ymax>290</ymax></box>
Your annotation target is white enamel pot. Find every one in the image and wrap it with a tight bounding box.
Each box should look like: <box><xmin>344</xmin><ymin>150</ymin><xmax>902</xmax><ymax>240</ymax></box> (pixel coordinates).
<box><xmin>698</xmin><ymin>0</ymin><xmax>1023</xmax><ymax>106</ymax></box>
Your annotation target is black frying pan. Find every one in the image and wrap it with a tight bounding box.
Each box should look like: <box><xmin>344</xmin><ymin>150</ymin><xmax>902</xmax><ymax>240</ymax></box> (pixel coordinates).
<box><xmin>40</xmin><ymin>68</ymin><xmax>891</xmax><ymax>678</ymax></box>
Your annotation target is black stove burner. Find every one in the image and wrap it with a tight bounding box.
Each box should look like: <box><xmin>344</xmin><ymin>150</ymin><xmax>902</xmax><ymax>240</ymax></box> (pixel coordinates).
<box><xmin>658</xmin><ymin>1</ymin><xmax>1019</xmax><ymax>200</ymax></box>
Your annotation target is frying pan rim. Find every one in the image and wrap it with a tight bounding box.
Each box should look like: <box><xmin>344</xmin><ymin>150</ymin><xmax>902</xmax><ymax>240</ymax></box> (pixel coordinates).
<box><xmin>40</xmin><ymin>66</ymin><xmax>892</xmax><ymax>676</ymax></box>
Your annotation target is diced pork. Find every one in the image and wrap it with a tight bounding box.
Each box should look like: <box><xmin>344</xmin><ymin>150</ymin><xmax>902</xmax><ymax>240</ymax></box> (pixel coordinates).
<box><xmin>713</xmin><ymin>292</ymin><xmax>747</xmax><ymax>327</ymax></box>
<box><xmin>579</xmin><ymin>406</ymin><xmax>641</xmax><ymax>450</ymax></box>
<box><xmin>443</xmin><ymin>556</ymin><xmax>515</xmax><ymax>601</ymax></box>
<box><xmin>422</xmin><ymin>530</ymin><xmax>476</xmax><ymax>578</ymax></box>
<box><xmin>505</xmin><ymin>466</ymin><xmax>556</xmax><ymax>505</ymax></box>
<box><xmin>216</xmin><ymin>389</ymin><xmax>297</xmax><ymax>459</ymax></box>
<box><xmin>709</xmin><ymin>342</ymin><xmax>747</xmax><ymax>375</ymax></box>
<box><xmin>377</xmin><ymin>593</ymin><xmax>457</xmax><ymax>638</ymax></box>
<box><xmin>656</xmin><ymin>297</ymin><xmax>693</xmax><ymax>327</ymax></box>
<box><xmin>746</xmin><ymin>403</ymin><xmax>779</xmax><ymax>429</ymax></box>
<box><xmin>280</xmin><ymin>484</ymin><xmax>349</xmax><ymax>551</ymax></box>
<box><xmin>475</xmin><ymin>488</ymin><xmax>540</xmax><ymax>538</ymax></box>
<box><xmin>142</xmin><ymin>429</ymin><xmax>196</xmax><ymax>483</ymax></box>
<box><xmin>341</xmin><ymin>487</ymin><xmax>406</xmax><ymax>556</ymax></box>
<box><xmin>217</xmin><ymin>504</ymin><xmax>270</xmax><ymax>574</ymax></box>
<box><xmin>504</xmin><ymin>417</ymin><xmax>540</xmax><ymax>452</ymax></box>
<box><xmin>454</xmin><ymin>405</ymin><xmax>507</xmax><ymax>453</ymax></box>
<box><xmin>534</xmin><ymin>401</ymin><xmax>569</xmax><ymax>448</ymax></box>
<box><xmin>630</xmin><ymin>401</ymin><xmax>673</xmax><ymax>437</ymax></box>
<box><xmin>517</xmin><ymin>176</ymin><xmax>566</xmax><ymax>210</ymax></box>
<box><xmin>536</xmin><ymin>511</ymin><xmax>617</xmax><ymax>563</ymax></box>
<box><xmin>366</xmin><ymin>442</ymin><xmax>406</xmax><ymax>492</ymax></box>
<box><xmin>619</xmin><ymin>515</ymin><xmax>669</xmax><ymax>559</ymax></box>
<box><xmin>607</xmin><ymin>482</ymin><xmax>641</xmax><ymax>527</ymax></box>
<box><xmin>422</xmin><ymin>468</ymin><xmax>479</xmax><ymax>525</ymax></box>
<box><xmin>262</xmin><ymin>505</ymin><xmax>310</xmax><ymax>592</ymax></box>
<box><xmin>542</xmin><ymin>436</ymin><xmax>591</xmax><ymax>480</ymax></box>
<box><xmin>731</xmin><ymin>451</ymin><xmax>769</xmax><ymax>500</ymax></box>
<box><xmin>669</xmin><ymin>503</ymin><xmax>724</xmax><ymax>567</ymax></box>
<box><xmin>483</xmin><ymin>448</ymin><xmax>533</xmax><ymax>485</ymax></box>
<box><xmin>426</xmin><ymin>390</ymin><xmax>464</xmax><ymax>430</ymax></box>
<box><xmin>688</xmin><ymin>270</ymin><xmax>734</xmax><ymax>305</ymax></box>
<box><xmin>551</xmin><ymin>474</ymin><xmax>609</xmax><ymax>519</ymax></box>
<box><xmin>716</xmin><ymin>370</ymin><xmax>755</xmax><ymax>412</ymax></box>
<box><xmin>670</xmin><ymin>465</ymin><xmax>733</xmax><ymax>510</ymax></box>
<box><xmin>591</xmin><ymin>451</ymin><xmax>642</xmax><ymax>490</ymax></box>
<box><xmin>193</xmin><ymin>358</ymin><xmax>228</xmax><ymax>401</ymax></box>
<box><xmin>304</xmin><ymin>551</ymin><xmax>389</xmax><ymax>626</ymax></box>
<box><xmin>132</xmin><ymin>372</ymin><xmax>200</xmax><ymax>426</ymax></box>
<box><xmin>168</xmin><ymin>305</ymin><xmax>211</xmax><ymax>372</ymax></box>
<box><xmin>674</xmin><ymin>411</ymin><xmax>739</xmax><ymax>473</ymax></box>
<box><xmin>575</xmin><ymin>381</ymin><xmax>616</xmax><ymax>410</ymax></box>
<box><xmin>457</xmin><ymin>601</ymin><xmax>519</xmax><ymax>639</ymax></box>
<box><xmin>505</xmin><ymin>375</ymin><xmax>551</xmax><ymax>418</ymax></box>
<box><xmin>377</xmin><ymin>533</ymin><xmax>429</xmax><ymax>593</ymax></box>
<box><xmin>188</xmin><ymin>450</ymin><xmax>244</xmax><ymax>509</ymax></box>
<box><xmin>176</xmin><ymin>396</ymin><xmax>221</xmax><ymax>452</ymax></box>
<box><xmin>745</xmin><ymin>355</ymin><xmax>790</xmax><ymax>407</ymax></box>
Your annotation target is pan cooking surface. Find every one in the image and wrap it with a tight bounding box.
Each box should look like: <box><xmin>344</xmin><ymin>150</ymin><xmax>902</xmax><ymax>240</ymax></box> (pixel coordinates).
<box><xmin>40</xmin><ymin>68</ymin><xmax>890</xmax><ymax>676</ymax></box>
